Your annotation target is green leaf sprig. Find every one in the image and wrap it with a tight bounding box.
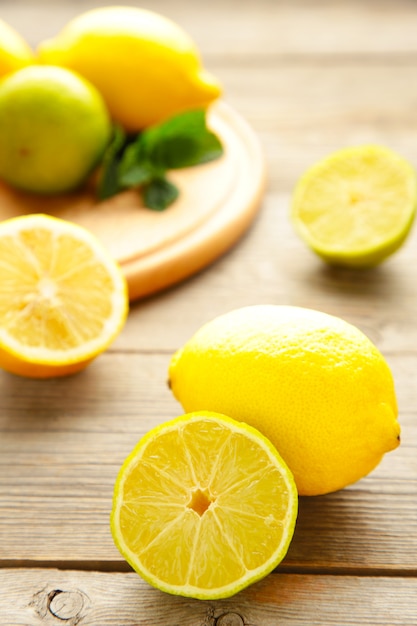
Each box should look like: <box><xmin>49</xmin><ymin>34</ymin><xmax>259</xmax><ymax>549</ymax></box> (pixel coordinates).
<box><xmin>97</xmin><ymin>109</ymin><xmax>224</xmax><ymax>211</ymax></box>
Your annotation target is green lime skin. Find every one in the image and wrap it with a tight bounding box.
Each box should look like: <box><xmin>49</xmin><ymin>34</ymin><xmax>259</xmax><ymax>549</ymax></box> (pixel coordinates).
<box><xmin>0</xmin><ymin>65</ymin><xmax>111</xmax><ymax>194</ymax></box>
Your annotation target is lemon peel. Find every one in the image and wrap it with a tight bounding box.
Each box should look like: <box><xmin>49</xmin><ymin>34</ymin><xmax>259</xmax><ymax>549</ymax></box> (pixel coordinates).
<box><xmin>168</xmin><ymin>305</ymin><xmax>400</xmax><ymax>496</ymax></box>
<box><xmin>0</xmin><ymin>18</ymin><xmax>34</xmax><ymax>79</ymax></box>
<box><xmin>37</xmin><ymin>6</ymin><xmax>222</xmax><ymax>131</ymax></box>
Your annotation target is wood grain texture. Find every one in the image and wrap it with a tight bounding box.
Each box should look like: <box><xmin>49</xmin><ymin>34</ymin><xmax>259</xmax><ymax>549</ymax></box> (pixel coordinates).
<box><xmin>0</xmin><ymin>352</ymin><xmax>415</xmax><ymax>568</ymax></box>
<box><xmin>114</xmin><ymin>191</ymin><xmax>417</xmax><ymax>354</ymax></box>
<box><xmin>1</xmin><ymin>0</ymin><xmax>417</xmax><ymax>623</ymax></box>
<box><xmin>4</xmin><ymin>0</ymin><xmax>417</xmax><ymax>57</ymax></box>
<box><xmin>1</xmin><ymin>569</ymin><xmax>417</xmax><ymax>625</ymax></box>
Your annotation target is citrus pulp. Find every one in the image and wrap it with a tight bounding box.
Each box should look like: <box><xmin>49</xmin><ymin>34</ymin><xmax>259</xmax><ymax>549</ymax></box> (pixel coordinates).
<box><xmin>291</xmin><ymin>145</ymin><xmax>417</xmax><ymax>267</ymax></box>
<box><xmin>0</xmin><ymin>213</ymin><xmax>128</xmax><ymax>378</ymax></box>
<box><xmin>111</xmin><ymin>411</ymin><xmax>298</xmax><ymax>599</ymax></box>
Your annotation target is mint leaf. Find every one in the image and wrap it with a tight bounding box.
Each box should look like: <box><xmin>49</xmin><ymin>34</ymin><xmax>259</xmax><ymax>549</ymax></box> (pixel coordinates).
<box><xmin>144</xmin><ymin>177</ymin><xmax>179</xmax><ymax>211</ymax></box>
<box><xmin>118</xmin><ymin>141</ymin><xmax>155</xmax><ymax>187</ymax></box>
<box><xmin>119</xmin><ymin>161</ymin><xmax>154</xmax><ymax>187</ymax></box>
<box><xmin>97</xmin><ymin>125</ymin><xmax>127</xmax><ymax>200</ymax></box>
<box><xmin>140</xmin><ymin>109</ymin><xmax>223</xmax><ymax>170</ymax></box>
<box><xmin>96</xmin><ymin>109</ymin><xmax>223</xmax><ymax>211</ymax></box>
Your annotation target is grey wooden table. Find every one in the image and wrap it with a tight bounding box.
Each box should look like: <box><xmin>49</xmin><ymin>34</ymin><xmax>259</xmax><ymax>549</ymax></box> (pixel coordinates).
<box><xmin>1</xmin><ymin>1</ymin><xmax>417</xmax><ymax>623</ymax></box>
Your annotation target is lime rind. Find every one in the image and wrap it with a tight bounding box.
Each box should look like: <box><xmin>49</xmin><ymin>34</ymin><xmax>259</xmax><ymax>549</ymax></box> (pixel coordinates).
<box><xmin>110</xmin><ymin>411</ymin><xmax>298</xmax><ymax>600</ymax></box>
<box><xmin>0</xmin><ymin>65</ymin><xmax>111</xmax><ymax>194</ymax></box>
<box><xmin>291</xmin><ymin>144</ymin><xmax>417</xmax><ymax>267</ymax></box>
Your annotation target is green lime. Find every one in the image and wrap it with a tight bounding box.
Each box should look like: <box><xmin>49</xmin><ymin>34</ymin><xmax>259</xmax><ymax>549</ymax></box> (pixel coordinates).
<box><xmin>291</xmin><ymin>145</ymin><xmax>417</xmax><ymax>267</ymax></box>
<box><xmin>0</xmin><ymin>65</ymin><xmax>111</xmax><ymax>194</ymax></box>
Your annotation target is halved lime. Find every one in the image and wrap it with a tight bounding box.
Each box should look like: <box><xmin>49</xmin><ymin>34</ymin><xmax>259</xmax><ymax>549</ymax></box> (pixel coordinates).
<box><xmin>291</xmin><ymin>145</ymin><xmax>417</xmax><ymax>267</ymax></box>
<box><xmin>111</xmin><ymin>411</ymin><xmax>298</xmax><ymax>599</ymax></box>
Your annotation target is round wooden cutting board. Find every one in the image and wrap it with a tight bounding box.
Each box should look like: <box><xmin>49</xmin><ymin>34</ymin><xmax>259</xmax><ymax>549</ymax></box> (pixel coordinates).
<box><xmin>0</xmin><ymin>101</ymin><xmax>266</xmax><ymax>301</ymax></box>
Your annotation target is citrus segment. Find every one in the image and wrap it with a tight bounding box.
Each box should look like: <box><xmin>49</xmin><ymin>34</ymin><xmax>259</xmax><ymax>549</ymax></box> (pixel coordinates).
<box><xmin>291</xmin><ymin>145</ymin><xmax>417</xmax><ymax>267</ymax></box>
<box><xmin>168</xmin><ymin>305</ymin><xmax>400</xmax><ymax>496</ymax></box>
<box><xmin>37</xmin><ymin>6</ymin><xmax>222</xmax><ymax>131</ymax></box>
<box><xmin>111</xmin><ymin>412</ymin><xmax>298</xmax><ymax>599</ymax></box>
<box><xmin>0</xmin><ymin>213</ymin><xmax>128</xmax><ymax>378</ymax></box>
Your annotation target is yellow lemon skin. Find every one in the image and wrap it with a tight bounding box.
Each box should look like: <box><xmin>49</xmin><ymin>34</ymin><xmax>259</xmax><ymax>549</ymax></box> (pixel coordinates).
<box><xmin>0</xmin><ymin>18</ymin><xmax>34</xmax><ymax>78</ymax></box>
<box><xmin>168</xmin><ymin>305</ymin><xmax>400</xmax><ymax>496</ymax></box>
<box><xmin>0</xmin><ymin>65</ymin><xmax>111</xmax><ymax>194</ymax></box>
<box><xmin>37</xmin><ymin>6</ymin><xmax>222</xmax><ymax>132</ymax></box>
<box><xmin>0</xmin><ymin>347</ymin><xmax>94</xmax><ymax>379</ymax></box>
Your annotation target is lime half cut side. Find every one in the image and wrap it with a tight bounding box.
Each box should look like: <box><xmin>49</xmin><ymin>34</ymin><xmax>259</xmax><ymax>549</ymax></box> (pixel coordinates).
<box><xmin>291</xmin><ymin>145</ymin><xmax>417</xmax><ymax>267</ymax></box>
<box><xmin>110</xmin><ymin>411</ymin><xmax>298</xmax><ymax>600</ymax></box>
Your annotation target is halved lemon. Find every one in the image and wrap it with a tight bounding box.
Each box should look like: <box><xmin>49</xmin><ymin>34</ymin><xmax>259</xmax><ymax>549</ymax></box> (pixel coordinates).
<box><xmin>291</xmin><ymin>145</ymin><xmax>417</xmax><ymax>267</ymax></box>
<box><xmin>111</xmin><ymin>411</ymin><xmax>298</xmax><ymax>600</ymax></box>
<box><xmin>0</xmin><ymin>213</ymin><xmax>128</xmax><ymax>378</ymax></box>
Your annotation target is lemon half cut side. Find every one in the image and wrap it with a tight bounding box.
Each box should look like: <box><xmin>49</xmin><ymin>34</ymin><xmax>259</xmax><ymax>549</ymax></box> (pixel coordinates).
<box><xmin>111</xmin><ymin>412</ymin><xmax>298</xmax><ymax>600</ymax></box>
<box><xmin>0</xmin><ymin>213</ymin><xmax>128</xmax><ymax>378</ymax></box>
<box><xmin>291</xmin><ymin>144</ymin><xmax>417</xmax><ymax>267</ymax></box>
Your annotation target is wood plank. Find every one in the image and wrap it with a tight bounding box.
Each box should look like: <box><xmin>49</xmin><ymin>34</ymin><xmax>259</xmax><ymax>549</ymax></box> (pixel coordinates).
<box><xmin>1</xmin><ymin>568</ymin><xmax>417</xmax><ymax>625</ymax></box>
<box><xmin>1</xmin><ymin>353</ymin><xmax>416</xmax><ymax>435</ymax></box>
<box><xmin>217</xmin><ymin>63</ymin><xmax>417</xmax><ymax>185</ymax></box>
<box><xmin>2</xmin><ymin>481</ymin><xmax>416</xmax><ymax>571</ymax></box>
<box><xmin>5</xmin><ymin>0</ymin><xmax>417</xmax><ymax>58</ymax></box>
<box><xmin>1</xmin><ymin>352</ymin><xmax>416</xmax><ymax>427</ymax></box>
<box><xmin>0</xmin><ymin>353</ymin><xmax>415</xmax><ymax>568</ymax></box>
<box><xmin>113</xmin><ymin>190</ymin><xmax>417</xmax><ymax>354</ymax></box>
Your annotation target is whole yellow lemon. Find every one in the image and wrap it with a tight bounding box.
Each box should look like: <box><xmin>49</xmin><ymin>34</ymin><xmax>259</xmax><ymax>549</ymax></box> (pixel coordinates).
<box><xmin>0</xmin><ymin>65</ymin><xmax>111</xmax><ymax>194</ymax></box>
<box><xmin>37</xmin><ymin>6</ymin><xmax>222</xmax><ymax>131</ymax></box>
<box><xmin>168</xmin><ymin>305</ymin><xmax>400</xmax><ymax>496</ymax></box>
<box><xmin>0</xmin><ymin>18</ymin><xmax>34</xmax><ymax>79</ymax></box>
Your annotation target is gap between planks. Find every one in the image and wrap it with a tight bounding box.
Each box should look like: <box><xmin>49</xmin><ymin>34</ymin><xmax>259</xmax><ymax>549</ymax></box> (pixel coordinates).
<box><xmin>2</xmin><ymin>560</ymin><xmax>417</xmax><ymax>579</ymax></box>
